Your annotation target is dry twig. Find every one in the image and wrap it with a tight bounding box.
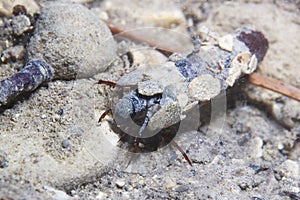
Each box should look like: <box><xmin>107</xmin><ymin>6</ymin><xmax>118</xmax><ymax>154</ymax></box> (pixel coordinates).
<box><xmin>248</xmin><ymin>73</ymin><xmax>300</xmax><ymax>101</ymax></box>
<box><xmin>104</xmin><ymin>21</ymin><xmax>175</xmax><ymax>56</ymax></box>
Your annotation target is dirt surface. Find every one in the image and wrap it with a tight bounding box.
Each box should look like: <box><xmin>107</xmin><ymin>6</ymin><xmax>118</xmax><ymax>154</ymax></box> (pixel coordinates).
<box><xmin>0</xmin><ymin>0</ymin><xmax>299</xmax><ymax>199</ymax></box>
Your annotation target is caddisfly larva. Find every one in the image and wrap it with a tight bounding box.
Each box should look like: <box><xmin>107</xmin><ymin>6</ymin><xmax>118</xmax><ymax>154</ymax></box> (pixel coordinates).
<box><xmin>98</xmin><ymin>27</ymin><xmax>269</xmax><ymax>164</ymax></box>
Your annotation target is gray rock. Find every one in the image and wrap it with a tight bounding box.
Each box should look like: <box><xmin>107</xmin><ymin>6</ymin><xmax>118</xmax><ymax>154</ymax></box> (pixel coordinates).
<box><xmin>11</xmin><ymin>14</ymin><xmax>33</xmax><ymax>36</ymax></box>
<box><xmin>175</xmin><ymin>185</ymin><xmax>189</xmax><ymax>192</ymax></box>
<box><xmin>138</xmin><ymin>80</ymin><xmax>163</xmax><ymax>96</ymax></box>
<box><xmin>61</xmin><ymin>139</ymin><xmax>70</xmax><ymax>148</ymax></box>
<box><xmin>27</xmin><ymin>2</ymin><xmax>117</xmax><ymax>79</ymax></box>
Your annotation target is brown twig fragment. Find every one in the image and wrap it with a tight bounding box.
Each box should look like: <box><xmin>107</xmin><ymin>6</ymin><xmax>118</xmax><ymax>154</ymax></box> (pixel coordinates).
<box><xmin>248</xmin><ymin>73</ymin><xmax>300</xmax><ymax>102</ymax></box>
<box><xmin>104</xmin><ymin>21</ymin><xmax>176</xmax><ymax>56</ymax></box>
<box><xmin>104</xmin><ymin>21</ymin><xmax>300</xmax><ymax>102</ymax></box>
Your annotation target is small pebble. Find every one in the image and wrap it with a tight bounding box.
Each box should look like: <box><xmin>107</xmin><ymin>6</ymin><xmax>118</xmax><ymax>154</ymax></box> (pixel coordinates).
<box><xmin>95</xmin><ymin>191</ymin><xmax>108</xmax><ymax>199</ymax></box>
<box><xmin>61</xmin><ymin>139</ymin><xmax>70</xmax><ymax>149</ymax></box>
<box><xmin>175</xmin><ymin>185</ymin><xmax>189</xmax><ymax>192</ymax></box>
<box><xmin>138</xmin><ymin>80</ymin><xmax>163</xmax><ymax>96</ymax></box>
<box><xmin>250</xmin><ymin>137</ymin><xmax>263</xmax><ymax>158</ymax></box>
<box><xmin>52</xmin><ymin>114</ymin><xmax>60</xmax><ymax>122</ymax></box>
<box><xmin>277</xmin><ymin>143</ymin><xmax>284</xmax><ymax>151</ymax></box>
<box><xmin>43</xmin><ymin>185</ymin><xmax>71</xmax><ymax>200</ymax></box>
<box><xmin>165</xmin><ymin>179</ymin><xmax>176</xmax><ymax>189</ymax></box>
<box><xmin>115</xmin><ymin>179</ymin><xmax>126</xmax><ymax>188</ymax></box>
<box><xmin>147</xmin><ymin>99</ymin><xmax>181</xmax><ymax>131</ymax></box>
<box><xmin>10</xmin><ymin>113</ymin><xmax>20</xmax><ymax>122</ymax></box>
<box><xmin>238</xmin><ymin>182</ymin><xmax>249</xmax><ymax>190</ymax></box>
<box><xmin>130</xmin><ymin>49</ymin><xmax>167</xmax><ymax>67</ymax></box>
<box><xmin>218</xmin><ymin>34</ymin><xmax>234</xmax><ymax>52</ymax></box>
<box><xmin>188</xmin><ymin>74</ymin><xmax>221</xmax><ymax>101</ymax></box>
<box><xmin>11</xmin><ymin>14</ymin><xmax>32</xmax><ymax>36</ymax></box>
<box><xmin>56</xmin><ymin>109</ymin><xmax>64</xmax><ymax>116</ymax></box>
<box><xmin>226</xmin><ymin>61</ymin><xmax>242</xmax><ymax>86</ymax></box>
<box><xmin>41</xmin><ymin>114</ymin><xmax>46</xmax><ymax>119</ymax></box>
<box><xmin>125</xmin><ymin>185</ymin><xmax>133</xmax><ymax>191</ymax></box>
<box><xmin>70</xmin><ymin>190</ymin><xmax>76</xmax><ymax>196</ymax></box>
<box><xmin>0</xmin><ymin>45</ymin><xmax>25</xmax><ymax>63</ymax></box>
<box><xmin>276</xmin><ymin>159</ymin><xmax>299</xmax><ymax>179</ymax></box>
<box><xmin>138</xmin><ymin>179</ymin><xmax>145</xmax><ymax>186</ymax></box>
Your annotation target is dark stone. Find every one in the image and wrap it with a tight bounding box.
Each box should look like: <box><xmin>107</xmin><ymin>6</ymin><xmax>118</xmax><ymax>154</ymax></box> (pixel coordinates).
<box><xmin>237</xmin><ymin>31</ymin><xmax>269</xmax><ymax>62</ymax></box>
<box><xmin>61</xmin><ymin>139</ymin><xmax>70</xmax><ymax>148</ymax></box>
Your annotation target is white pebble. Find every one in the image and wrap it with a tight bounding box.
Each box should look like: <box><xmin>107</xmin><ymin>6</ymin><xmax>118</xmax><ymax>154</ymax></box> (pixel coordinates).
<box><xmin>115</xmin><ymin>179</ymin><xmax>126</xmax><ymax>188</ymax></box>
<box><xmin>250</xmin><ymin>136</ymin><xmax>263</xmax><ymax>158</ymax></box>
<box><xmin>95</xmin><ymin>191</ymin><xmax>108</xmax><ymax>199</ymax></box>
<box><xmin>218</xmin><ymin>34</ymin><xmax>234</xmax><ymax>52</ymax></box>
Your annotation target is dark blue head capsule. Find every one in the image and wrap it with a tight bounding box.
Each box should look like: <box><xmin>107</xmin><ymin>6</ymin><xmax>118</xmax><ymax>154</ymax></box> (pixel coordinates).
<box><xmin>113</xmin><ymin>90</ymin><xmax>162</xmax><ymax>128</ymax></box>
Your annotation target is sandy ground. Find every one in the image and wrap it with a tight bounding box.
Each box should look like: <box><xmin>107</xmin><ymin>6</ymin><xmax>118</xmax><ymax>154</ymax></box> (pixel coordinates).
<box><xmin>0</xmin><ymin>0</ymin><xmax>299</xmax><ymax>199</ymax></box>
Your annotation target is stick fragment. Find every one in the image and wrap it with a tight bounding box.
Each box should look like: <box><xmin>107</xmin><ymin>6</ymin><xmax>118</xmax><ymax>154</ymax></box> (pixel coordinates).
<box><xmin>248</xmin><ymin>73</ymin><xmax>300</xmax><ymax>102</ymax></box>
<box><xmin>104</xmin><ymin>21</ymin><xmax>176</xmax><ymax>56</ymax></box>
<box><xmin>0</xmin><ymin>60</ymin><xmax>53</xmax><ymax>107</ymax></box>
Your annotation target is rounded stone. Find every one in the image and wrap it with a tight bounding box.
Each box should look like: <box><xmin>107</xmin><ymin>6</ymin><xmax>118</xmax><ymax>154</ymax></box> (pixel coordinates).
<box><xmin>61</xmin><ymin>139</ymin><xmax>70</xmax><ymax>149</ymax></box>
<box><xmin>276</xmin><ymin>159</ymin><xmax>299</xmax><ymax>179</ymax></box>
<box><xmin>147</xmin><ymin>99</ymin><xmax>181</xmax><ymax>131</ymax></box>
<box><xmin>188</xmin><ymin>74</ymin><xmax>221</xmax><ymax>101</ymax></box>
<box><xmin>27</xmin><ymin>2</ymin><xmax>117</xmax><ymax>79</ymax></box>
<box><xmin>138</xmin><ymin>80</ymin><xmax>163</xmax><ymax>96</ymax></box>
